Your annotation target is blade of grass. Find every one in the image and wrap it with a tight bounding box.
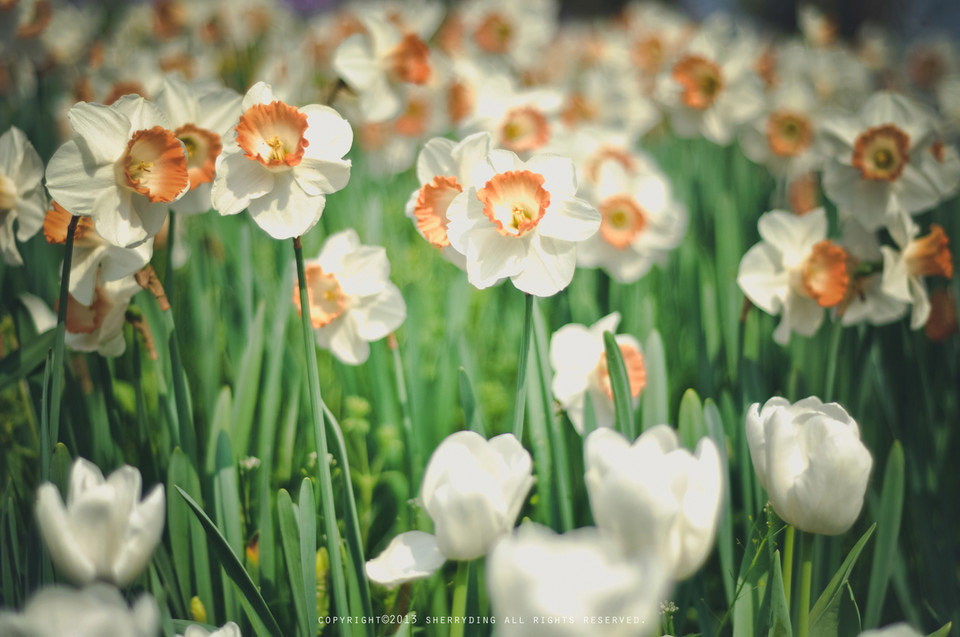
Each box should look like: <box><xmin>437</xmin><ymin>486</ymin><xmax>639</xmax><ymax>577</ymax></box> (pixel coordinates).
<box><xmin>277</xmin><ymin>488</ymin><xmax>309</xmax><ymax>637</ymax></box>
<box><xmin>864</xmin><ymin>442</ymin><xmax>905</xmax><ymax>629</ymax></box>
<box><xmin>298</xmin><ymin>478</ymin><xmax>318</xmax><ymax>636</ymax></box>
<box><xmin>511</xmin><ymin>293</ymin><xmax>534</xmax><ymax>439</ymax></box>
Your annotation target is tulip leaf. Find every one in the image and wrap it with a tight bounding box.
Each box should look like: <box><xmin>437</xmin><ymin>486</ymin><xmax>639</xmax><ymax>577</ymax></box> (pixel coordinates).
<box><xmin>175</xmin><ymin>485</ymin><xmax>282</xmax><ymax>637</ymax></box>
<box><xmin>641</xmin><ymin>330</ymin><xmax>668</xmax><ymax>431</ymax></box>
<box><xmin>808</xmin><ymin>523</ymin><xmax>876</xmax><ymax>637</ymax></box>
<box><xmin>298</xmin><ymin>478</ymin><xmax>318</xmax><ymax>637</ymax></box>
<box><xmin>678</xmin><ymin>388</ymin><xmax>705</xmax><ymax>450</ymax></box>
<box><xmin>705</xmin><ymin>400</ymin><xmax>735</xmax><ymax>607</ymax></box>
<box><xmin>277</xmin><ymin>489</ymin><xmax>310</xmax><ymax>637</ymax></box>
<box><xmin>864</xmin><ymin>441</ymin><xmax>905</xmax><ymax>630</ymax></box>
<box><xmin>768</xmin><ymin>550</ymin><xmax>792</xmax><ymax>637</ymax></box>
<box><xmin>733</xmin><ymin>522</ymin><xmax>772</xmax><ymax>637</ymax></box>
<box><xmin>0</xmin><ymin>329</ymin><xmax>55</xmax><ymax>391</ymax></box>
<box><xmin>603</xmin><ymin>331</ymin><xmax>634</xmax><ymax>439</ymax></box>
<box><xmin>928</xmin><ymin>622</ymin><xmax>953</xmax><ymax>637</ymax></box>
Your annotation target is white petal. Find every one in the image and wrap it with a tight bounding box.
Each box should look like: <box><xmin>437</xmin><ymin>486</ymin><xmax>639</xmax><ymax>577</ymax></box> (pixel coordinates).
<box><xmin>66</xmin><ymin>102</ymin><xmax>129</xmax><ymax>163</ymax></box>
<box><xmin>353</xmin><ymin>284</ymin><xmax>406</xmax><ymax>341</ymax></box>
<box><xmin>45</xmin><ymin>141</ymin><xmax>115</xmax><ymax>217</ymax></box>
<box><xmin>302</xmin><ymin>105</ymin><xmax>354</xmax><ymax>160</ymax></box>
<box><xmin>365</xmin><ymin>531</ymin><xmax>445</xmax><ymax>588</ymax></box>
<box><xmin>247</xmin><ymin>172</ymin><xmax>323</xmax><ymax>240</ymax></box>
<box><xmin>510</xmin><ymin>235</ymin><xmax>577</xmax><ymax>297</ymax></box>
<box><xmin>416</xmin><ymin>137</ymin><xmax>457</xmax><ymax>184</ymax></box>
<box><xmin>242</xmin><ymin>81</ymin><xmax>278</xmax><ymax>110</ymax></box>
<box><xmin>737</xmin><ymin>242</ymin><xmax>788</xmax><ymax>315</ymax></box>
<box><xmin>525</xmin><ymin>154</ymin><xmax>578</xmax><ymax>200</ymax></box>
<box><xmin>332</xmin><ymin>34</ymin><xmax>381</xmax><ymax>91</ymax></box>
<box><xmin>293</xmin><ymin>157</ymin><xmax>351</xmax><ymax>196</ymax></box>
<box><xmin>211</xmin><ymin>147</ymin><xmax>276</xmax><ymax>217</ymax></box>
<box><xmin>35</xmin><ymin>484</ymin><xmax>97</xmax><ymax>584</ymax></box>
<box><xmin>536</xmin><ymin>197</ymin><xmax>600</xmax><ymax>242</ymax></box>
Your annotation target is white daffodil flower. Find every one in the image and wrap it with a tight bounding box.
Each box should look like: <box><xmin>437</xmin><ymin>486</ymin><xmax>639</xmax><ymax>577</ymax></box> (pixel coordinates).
<box><xmin>577</xmin><ymin>155</ymin><xmax>687</xmax><ymax>283</ymax></box>
<box><xmin>63</xmin><ymin>275</ymin><xmax>142</xmax><ymax>357</ymax></box>
<box><xmin>0</xmin><ymin>125</ymin><xmax>45</xmax><ymax>266</ymax></box>
<box><xmin>880</xmin><ymin>210</ymin><xmax>954</xmax><ymax>329</ymax></box>
<box><xmin>549</xmin><ymin>312</ymin><xmax>645</xmax><ymax>434</ymax></box>
<box><xmin>737</xmin><ymin>208</ymin><xmax>850</xmax><ymax>344</ymax></box>
<box><xmin>446</xmin><ymin>149</ymin><xmax>600</xmax><ymax>297</ymax></box>
<box><xmin>155</xmin><ymin>74</ymin><xmax>242</xmax><ymax>215</ymax></box>
<box><xmin>820</xmin><ymin>91</ymin><xmax>958</xmax><ymax>229</ymax></box>
<box><xmin>211</xmin><ymin>81</ymin><xmax>352</xmax><ymax>240</ymax></box>
<box><xmin>46</xmin><ymin>95</ymin><xmax>190</xmax><ymax>248</ymax></box>
<box><xmin>295</xmin><ymin>229</ymin><xmax>405</xmax><ymax>365</ymax></box>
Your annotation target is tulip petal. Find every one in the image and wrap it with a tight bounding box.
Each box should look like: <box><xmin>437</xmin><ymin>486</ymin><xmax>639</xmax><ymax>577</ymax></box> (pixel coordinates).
<box><xmin>365</xmin><ymin>531</ymin><xmax>445</xmax><ymax>588</ymax></box>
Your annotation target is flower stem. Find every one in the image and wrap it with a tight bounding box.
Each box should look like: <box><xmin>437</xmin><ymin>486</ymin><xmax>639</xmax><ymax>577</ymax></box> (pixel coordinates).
<box><xmin>44</xmin><ymin>214</ymin><xmax>79</xmax><ymax>481</ymax></box>
<box><xmin>164</xmin><ymin>210</ymin><xmax>176</xmax><ymax>288</ymax></box>
<box><xmin>796</xmin><ymin>531</ymin><xmax>815</xmax><ymax>637</ymax></box>
<box><xmin>390</xmin><ymin>335</ymin><xmax>421</xmax><ymax>497</ymax></box>
<box><xmin>782</xmin><ymin>524</ymin><xmax>795</xmax><ymax>609</ymax></box>
<box><xmin>450</xmin><ymin>560</ymin><xmax>470</xmax><ymax>637</ymax></box>
<box><xmin>511</xmin><ymin>293</ymin><xmax>534</xmax><ymax>439</ymax></box>
<box><xmin>293</xmin><ymin>237</ymin><xmax>349</xmax><ymax>634</ymax></box>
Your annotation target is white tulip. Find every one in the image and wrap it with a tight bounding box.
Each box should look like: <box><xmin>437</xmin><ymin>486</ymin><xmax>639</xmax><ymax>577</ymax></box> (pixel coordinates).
<box><xmin>584</xmin><ymin>426</ymin><xmax>724</xmax><ymax>580</ymax></box>
<box><xmin>35</xmin><ymin>457</ymin><xmax>165</xmax><ymax>586</ymax></box>
<box><xmin>179</xmin><ymin>621</ymin><xmax>242</xmax><ymax>637</ymax></box>
<box><xmin>745</xmin><ymin>396</ymin><xmax>873</xmax><ymax>535</ymax></box>
<box><xmin>0</xmin><ymin>584</ymin><xmax>159</xmax><ymax>637</ymax></box>
<box><xmin>365</xmin><ymin>431</ymin><xmax>533</xmax><ymax>587</ymax></box>
<box><xmin>486</xmin><ymin>523</ymin><xmax>668</xmax><ymax>636</ymax></box>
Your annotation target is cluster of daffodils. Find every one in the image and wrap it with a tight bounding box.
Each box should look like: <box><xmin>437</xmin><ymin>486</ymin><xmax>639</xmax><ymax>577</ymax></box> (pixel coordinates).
<box><xmin>738</xmin><ymin>92</ymin><xmax>958</xmax><ymax>344</ymax></box>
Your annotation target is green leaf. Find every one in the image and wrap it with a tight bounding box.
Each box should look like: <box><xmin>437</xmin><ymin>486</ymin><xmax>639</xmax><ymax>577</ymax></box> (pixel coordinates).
<box><xmin>678</xmin><ymin>388</ymin><xmax>705</xmax><ymax>450</ymax></box>
<box><xmin>0</xmin><ymin>329</ymin><xmax>55</xmax><ymax>391</ymax></box>
<box><xmin>603</xmin><ymin>331</ymin><xmax>634</xmax><ymax>439</ymax></box>
<box><xmin>808</xmin><ymin>523</ymin><xmax>876</xmax><ymax>637</ymax></box>
<box><xmin>641</xmin><ymin>330</ymin><xmax>668</xmax><ymax>431</ymax></box>
<box><xmin>768</xmin><ymin>550</ymin><xmax>792</xmax><ymax>637</ymax></box>
<box><xmin>278</xmin><ymin>489</ymin><xmax>310</xmax><ymax>637</ymax></box>
<box><xmin>174</xmin><ymin>486</ymin><xmax>282</xmax><ymax>637</ymax></box>
<box><xmin>458</xmin><ymin>367</ymin><xmax>484</xmax><ymax>436</ymax></box>
<box><xmin>213</xmin><ymin>432</ymin><xmax>243</xmax><ymax>621</ymax></box>
<box><xmin>864</xmin><ymin>442</ymin><xmax>905</xmax><ymax>630</ymax></box>
<box><xmin>705</xmin><ymin>400</ymin><xmax>735</xmax><ymax>607</ymax></box>
<box><xmin>927</xmin><ymin>622</ymin><xmax>953</xmax><ymax>637</ymax></box>
<box><xmin>232</xmin><ymin>302</ymin><xmax>266</xmax><ymax>457</ymax></box>
<box><xmin>298</xmin><ymin>478</ymin><xmax>318</xmax><ymax>637</ymax></box>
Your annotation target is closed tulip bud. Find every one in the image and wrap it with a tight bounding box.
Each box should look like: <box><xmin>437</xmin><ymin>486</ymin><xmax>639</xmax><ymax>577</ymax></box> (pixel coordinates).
<box><xmin>365</xmin><ymin>430</ymin><xmax>534</xmax><ymax>587</ymax></box>
<box><xmin>858</xmin><ymin>625</ymin><xmax>923</xmax><ymax>637</ymax></box>
<box><xmin>35</xmin><ymin>457</ymin><xmax>165</xmax><ymax>586</ymax></box>
<box><xmin>179</xmin><ymin>621</ymin><xmax>242</xmax><ymax>637</ymax></box>
<box><xmin>584</xmin><ymin>426</ymin><xmax>724</xmax><ymax>580</ymax></box>
<box><xmin>745</xmin><ymin>396</ymin><xmax>873</xmax><ymax>535</ymax></box>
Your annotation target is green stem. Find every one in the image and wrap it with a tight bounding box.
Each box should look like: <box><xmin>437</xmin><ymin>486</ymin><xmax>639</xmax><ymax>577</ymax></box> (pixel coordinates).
<box><xmin>45</xmin><ymin>214</ymin><xmax>79</xmax><ymax>481</ymax></box>
<box><xmin>511</xmin><ymin>293</ymin><xmax>534</xmax><ymax>439</ymax></box>
<box><xmin>390</xmin><ymin>337</ymin><xmax>421</xmax><ymax>495</ymax></box>
<box><xmin>450</xmin><ymin>560</ymin><xmax>470</xmax><ymax>637</ymax></box>
<box><xmin>783</xmin><ymin>524</ymin><xmax>795</xmax><ymax>609</ymax></box>
<box><xmin>164</xmin><ymin>210</ymin><xmax>176</xmax><ymax>289</ymax></box>
<box><xmin>797</xmin><ymin>531</ymin><xmax>815</xmax><ymax>637</ymax></box>
<box><xmin>823</xmin><ymin>319</ymin><xmax>843</xmax><ymax>402</ymax></box>
<box><xmin>293</xmin><ymin>237</ymin><xmax>349</xmax><ymax>635</ymax></box>
<box><xmin>164</xmin><ymin>309</ymin><xmax>196</xmax><ymax>462</ymax></box>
